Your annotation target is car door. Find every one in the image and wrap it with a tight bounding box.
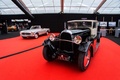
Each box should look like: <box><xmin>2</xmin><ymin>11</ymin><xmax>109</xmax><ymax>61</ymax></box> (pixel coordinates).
<box><xmin>91</xmin><ymin>22</ymin><xmax>97</xmax><ymax>38</ymax></box>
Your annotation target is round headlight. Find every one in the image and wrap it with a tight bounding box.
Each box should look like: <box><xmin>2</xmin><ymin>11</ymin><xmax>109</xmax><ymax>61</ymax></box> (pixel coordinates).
<box><xmin>49</xmin><ymin>33</ymin><xmax>55</xmax><ymax>41</ymax></box>
<box><xmin>74</xmin><ymin>35</ymin><xmax>82</xmax><ymax>44</ymax></box>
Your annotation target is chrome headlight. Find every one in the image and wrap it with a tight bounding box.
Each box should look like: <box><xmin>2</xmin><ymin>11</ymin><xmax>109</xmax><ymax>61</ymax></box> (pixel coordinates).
<box><xmin>49</xmin><ymin>33</ymin><xmax>55</xmax><ymax>41</ymax></box>
<box><xmin>74</xmin><ymin>35</ymin><xmax>82</xmax><ymax>44</ymax></box>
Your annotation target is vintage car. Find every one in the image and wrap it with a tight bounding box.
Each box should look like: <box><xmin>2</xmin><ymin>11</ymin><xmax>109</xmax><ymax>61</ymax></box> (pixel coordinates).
<box><xmin>20</xmin><ymin>25</ymin><xmax>50</xmax><ymax>39</ymax></box>
<box><xmin>42</xmin><ymin>20</ymin><xmax>101</xmax><ymax>71</ymax></box>
<box><xmin>7</xmin><ymin>25</ymin><xmax>19</xmax><ymax>32</ymax></box>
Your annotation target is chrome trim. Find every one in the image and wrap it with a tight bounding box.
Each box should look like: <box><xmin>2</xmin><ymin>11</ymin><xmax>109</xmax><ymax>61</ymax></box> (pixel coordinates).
<box><xmin>61</xmin><ymin>30</ymin><xmax>72</xmax><ymax>34</ymax></box>
<box><xmin>56</xmin><ymin>38</ymin><xmax>73</xmax><ymax>42</ymax></box>
<box><xmin>55</xmin><ymin>38</ymin><xmax>78</xmax><ymax>44</ymax></box>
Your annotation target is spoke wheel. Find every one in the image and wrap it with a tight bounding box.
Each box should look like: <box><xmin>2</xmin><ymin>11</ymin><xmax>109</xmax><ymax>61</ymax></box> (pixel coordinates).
<box><xmin>84</xmin><ymin>49</ymin><xmax>91</xmax><ymax>67</ymax></box>
<box><xmin>78</xmin><ymin>47</ymin><xmax>91</xmax><ymax>71</ymax></box>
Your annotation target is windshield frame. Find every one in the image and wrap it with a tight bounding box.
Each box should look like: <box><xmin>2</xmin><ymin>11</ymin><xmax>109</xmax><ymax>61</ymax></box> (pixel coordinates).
<box><xmin>67</xmin><ymin>21</ymin><xmax>92</xmax><ymax>30</ymax></box>
<box><xmin>30</xmin><ymin>25</ymin><xmax>41</xmax><ymax>29</ymax></box>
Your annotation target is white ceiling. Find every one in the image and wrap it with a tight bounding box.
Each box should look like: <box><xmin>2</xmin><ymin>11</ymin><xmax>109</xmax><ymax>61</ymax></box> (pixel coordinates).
<box><xmin>0</xmin><ymin>0</ymin><xmax>120</xmax><ymax>15</ymax></box>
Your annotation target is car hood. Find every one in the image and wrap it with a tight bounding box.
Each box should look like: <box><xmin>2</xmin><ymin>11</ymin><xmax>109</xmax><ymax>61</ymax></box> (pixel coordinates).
<box><xmin>61</xmin><ymin>29</ymin><xmax>90</xmax><ymax>35</ymax></box>
<box><xmin>20</xmin><ymin>29</ymin><xmax>42</xmax><ymax>33</ymax></box>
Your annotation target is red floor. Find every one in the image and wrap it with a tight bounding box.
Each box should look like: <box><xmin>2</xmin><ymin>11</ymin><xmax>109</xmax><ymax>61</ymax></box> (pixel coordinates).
<box><xmin>0</xmin><ymin>34</ymin><xmax>120</xmax><ymax>80</ymax></box>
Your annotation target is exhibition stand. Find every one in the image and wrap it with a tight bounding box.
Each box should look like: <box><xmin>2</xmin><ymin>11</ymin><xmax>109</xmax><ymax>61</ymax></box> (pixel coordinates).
<box><xmin>100</xmin><ymin>28</ymin><xmax>107</xmax><ymax>36</ymax></box>
<box><xmin>115</xmin><ymin>28</ymin><xmax>120</xmax><ymax>37</ymax></box>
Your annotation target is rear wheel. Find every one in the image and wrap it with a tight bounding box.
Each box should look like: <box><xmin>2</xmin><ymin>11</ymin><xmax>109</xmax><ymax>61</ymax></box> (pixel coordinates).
<box><xmin>78</xmin><ymin>47</ymin><xmax>91</xmax><ymax>71</ymax></box>
<box><xmin>43</xmin><ymin>46</ymin><xmax>56</xmax><ymax>61</ymax></box>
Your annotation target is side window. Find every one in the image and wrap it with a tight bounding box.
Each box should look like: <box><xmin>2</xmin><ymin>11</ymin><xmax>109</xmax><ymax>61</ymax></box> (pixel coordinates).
<box><xmin>93</xmin><ymin>22</ymin><xmax>96</xmax><ymax>28</ymax></box>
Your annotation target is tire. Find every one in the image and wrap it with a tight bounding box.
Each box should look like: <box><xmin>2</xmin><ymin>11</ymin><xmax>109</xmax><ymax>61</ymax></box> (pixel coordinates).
<box><xmin>78</xmin><ymin>47</ymin><xmax>91</xmax><ymax>71</ymax></box>
<box><xmin>43</xmin><ymin>46</ymin><xmax>55</xmax><ymax>61</ymax></box>
<box><xmin>34</xmin><ymin>33</ymin><xmax>39</xmax><ymax>39</ymax></box>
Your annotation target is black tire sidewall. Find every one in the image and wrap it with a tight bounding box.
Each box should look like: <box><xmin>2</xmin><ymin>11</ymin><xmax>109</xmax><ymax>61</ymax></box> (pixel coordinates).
<box><xmin>78</xmin><ymin>47</ymin><xmax>91</xmax><ymax>71</ymax></box>
<box><xmin>43</xmin><ymin>46</ymin><xmax>55</xmax><ymax>61</ymax></box>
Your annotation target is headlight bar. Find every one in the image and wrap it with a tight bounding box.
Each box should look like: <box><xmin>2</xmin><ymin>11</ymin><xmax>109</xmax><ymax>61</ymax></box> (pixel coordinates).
<box><xmin>49</xmin><ymin>33</ymin><xmax>82</xmax><ymax>44</ymax></box>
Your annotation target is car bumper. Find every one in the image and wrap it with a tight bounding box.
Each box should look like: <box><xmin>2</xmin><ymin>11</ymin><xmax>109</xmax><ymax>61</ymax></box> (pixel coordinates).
<box><xmin>20</xmin><ymin>34</ymin><xmax>35</xmax><ymax>37</ymax></box>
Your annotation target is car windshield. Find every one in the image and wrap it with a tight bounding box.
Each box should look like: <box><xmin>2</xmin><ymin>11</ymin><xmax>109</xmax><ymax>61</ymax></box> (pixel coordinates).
<box><xmin>67</xmin><ymin>21</ymin><xmax>92</xmax><ymax>29</ymax></box>
<box><xmin>30</xmin><ymin>25</ymin><xmax>41</xmax><ymax>29</ymax></box>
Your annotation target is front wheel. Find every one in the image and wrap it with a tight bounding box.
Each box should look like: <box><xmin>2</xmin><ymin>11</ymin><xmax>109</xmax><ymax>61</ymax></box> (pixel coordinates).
<box><xmin>46</xmin><ymin>31</ymin><xmax>48</xmax><ymax>35</ymax></box>
<box><xmin>78</xmin><ymin>47</ymin><xmax>91</xmax><ymax>71</ymax></box>
<box><xmin>43</xmin><ymin>46</ymin><xmax>56</xmax><ymax>61</ymax></box>
<box><xmin>34</xmin><ymin>34</ymin><xmax>39</xmax><ymax>39</ymax></box>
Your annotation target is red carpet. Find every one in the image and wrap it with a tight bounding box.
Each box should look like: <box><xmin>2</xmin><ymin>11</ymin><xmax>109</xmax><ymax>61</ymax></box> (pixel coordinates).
<box><xmin>0</xmin><ymin>34</ymin><xmax>49</xmax><ymax>57</ymax></box>
<box><xmin>0</xmin><ymin>35</ymin><xmax>120</xmax><ymax>80</ymax></box>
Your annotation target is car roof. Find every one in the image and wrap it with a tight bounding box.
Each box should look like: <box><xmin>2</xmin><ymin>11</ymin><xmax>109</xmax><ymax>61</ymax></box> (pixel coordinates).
<box><xmin>67</xmin><ymin>20</ymin><xmax>98</xmax><ymax>23</ymax></box>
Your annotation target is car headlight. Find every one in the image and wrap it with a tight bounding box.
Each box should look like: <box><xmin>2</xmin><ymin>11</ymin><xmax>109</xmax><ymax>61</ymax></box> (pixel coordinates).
<box><xmin>49</xmin><ymin>33</ymin><xmax>55</xmax><ymax>41</ymax></box>
<box><xmin>74</xmin><ymin>35</ymin><xmax>82</xmax><ymax>44</ymax></box>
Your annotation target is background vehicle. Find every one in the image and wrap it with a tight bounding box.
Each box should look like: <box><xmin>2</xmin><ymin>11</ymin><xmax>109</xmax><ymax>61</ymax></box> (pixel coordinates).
<box><xmin>20</xmin><ymin>25</ymin><xmax>50</xmax><ymax>39</ymax></box>
<box><xmin>7</xmin><ymin>25</ymin><xmax>19</xmax><ymax>32</ymax></box>
<box><xmin>42</xmin><ymin>20</ymin><xmax>101</xmax><ymax>71</ymax></box>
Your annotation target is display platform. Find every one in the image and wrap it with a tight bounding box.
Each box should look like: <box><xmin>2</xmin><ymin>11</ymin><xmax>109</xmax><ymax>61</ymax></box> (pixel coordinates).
<box><xmin>0</xmin><ymin>34</ymin><xmax>120</xmax><ymax>80</ymax></box>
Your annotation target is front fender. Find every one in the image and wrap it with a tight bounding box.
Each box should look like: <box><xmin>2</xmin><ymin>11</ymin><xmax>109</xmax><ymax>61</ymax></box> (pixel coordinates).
<box><xmin>43</xmin><ymin>39</ymin><xmax>51</xmax><ymax>46</ymax></box>
<box><xmin>43</xmin><ymin>39</ymin><xmax>56</xmax><ymax>53</ymax></box>
<box><xmin>78</xmin><ymin>41</ymin><xmax>92</xmax><ymax>53</ymax></box>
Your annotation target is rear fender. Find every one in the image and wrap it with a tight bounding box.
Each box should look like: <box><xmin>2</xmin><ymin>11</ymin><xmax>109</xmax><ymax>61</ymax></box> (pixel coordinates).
<box><xmin>97</xmin><ymin>31</ymin><xmax>101</xmax><ymax>39</ymax></box>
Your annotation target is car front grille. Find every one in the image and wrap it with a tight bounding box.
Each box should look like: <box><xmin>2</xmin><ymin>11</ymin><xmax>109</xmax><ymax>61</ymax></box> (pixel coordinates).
<box><xmin>22</xmin><ymin>33</ymin><xmax>31</xmax><ymax>35</ymax></box>
<box><xmin>60</xmin><ymin>32</ymin><xmax>73</xmax><ymax>51</ymax></box>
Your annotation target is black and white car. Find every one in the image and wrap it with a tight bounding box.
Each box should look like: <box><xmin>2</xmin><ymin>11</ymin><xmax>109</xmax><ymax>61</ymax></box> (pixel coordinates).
<box><xmin>42</xmin><ymin>20</ymin><xmax>101</xmax><ymax>71</ymax></box>
<box><xmin>20</xmin><ymin>25</ymin><xmax>50</xmax><ymax>39</ymax></box>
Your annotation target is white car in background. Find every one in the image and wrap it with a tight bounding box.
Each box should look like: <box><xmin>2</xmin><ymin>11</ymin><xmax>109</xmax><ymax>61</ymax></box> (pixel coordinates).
<box><xmin>20</xmin><ymin>25</ymin><xmax>50</xmax><ymax>39</ymax></box>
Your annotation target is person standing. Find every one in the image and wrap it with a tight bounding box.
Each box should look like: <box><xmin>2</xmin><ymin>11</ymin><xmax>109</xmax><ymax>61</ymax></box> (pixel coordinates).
<box><xmin>1</xmin><ymin>22</ymin><xmax>7</xmax><ymax>34</ymax></box>
<box><xmin>0</xmin><ymin>23</ymin><xmax>2</xmax><ymax>34</ymax></box>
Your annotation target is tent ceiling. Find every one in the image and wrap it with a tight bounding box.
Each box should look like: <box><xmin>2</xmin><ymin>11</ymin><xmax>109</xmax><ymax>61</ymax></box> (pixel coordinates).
<box><xmin>0</xmin><ymin>0</ymin><xmax>120</xmax><ymax>15</ymax></box>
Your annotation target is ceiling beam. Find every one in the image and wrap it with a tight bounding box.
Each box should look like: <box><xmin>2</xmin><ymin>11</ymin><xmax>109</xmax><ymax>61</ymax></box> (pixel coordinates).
<box><xmin>61</xmin><ymin>0</ymin><xmax>64</xmax><ymax>13</ymax></box>
<box><xmin>12</xmin><ymin>0</ymin><xmax>34</xmax><ymax>19</ymax></box>
<box><xmin>94</xmin><ymin>0</ymin><xmax>106</xmax><ymax>14</ymax></box>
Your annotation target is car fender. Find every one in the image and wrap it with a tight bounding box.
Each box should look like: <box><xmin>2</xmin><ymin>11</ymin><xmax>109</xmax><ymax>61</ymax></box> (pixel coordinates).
<box><xmin>97</xmin><ymin>31</ymin><xmax>101</xmax><ymax>39</ymax></box>
<box><xmin>43</xmin><ymin>39</ymin><xmax>51</xmax><ymax>46</ymax></box>
<box><xmin>33</xmin><ymin>31</ymin><xmax>38</xmax><ymax>34</ymax></box>
<box><xmin>78</xmin><ymin>41</ymin><xmax>93</xmax><ymax>53</ymax></box>
<box><xmin>43</xmin><ymin>39</ymin><xmax>56</xmax><ymax>53</ymax></box>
